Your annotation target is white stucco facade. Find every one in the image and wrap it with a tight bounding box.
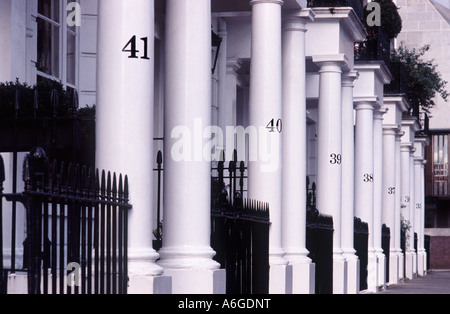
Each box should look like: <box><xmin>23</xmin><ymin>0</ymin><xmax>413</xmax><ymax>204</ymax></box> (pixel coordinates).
<box><xmin>0</xmin><ymin>0</ymin><xmax>433</xmax><ymax>294</ymax></box>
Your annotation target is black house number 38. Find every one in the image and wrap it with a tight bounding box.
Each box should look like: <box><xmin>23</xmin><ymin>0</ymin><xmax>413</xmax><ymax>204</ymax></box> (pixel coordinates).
<box><xmin>122</xmin><ymin>36</ymin><xmax>150</xmax><ymax>60</ymax></box>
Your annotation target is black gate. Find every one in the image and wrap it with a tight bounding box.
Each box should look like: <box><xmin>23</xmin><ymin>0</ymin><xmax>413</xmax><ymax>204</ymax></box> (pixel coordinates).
<box><xmin>382</xmin><ymin>224</ymin><xmax>391</xmax><ymax>283</ymax></box>
<box><xmin>354</xmin><ymin>217</ymin><xmax>369</xmax><ymax>292</ymax></box>
<box><xmin>211</xmin><ymin>199</ymin><xmax>270</xmax><ymax>294</ymax></box>
<box><xmin>306</xmin><ymin>178</ymin><xmax>333</xmax><ymax>295</ymax></box>
<box><xmin>0</xmin><ymin>148</ymin><xmax>131</xmax><ymax>294</ymax></box>
<box><xmin>211</xmin><ymin>154</ymin><xmax>270</xmax><ymax>294</ymax></box>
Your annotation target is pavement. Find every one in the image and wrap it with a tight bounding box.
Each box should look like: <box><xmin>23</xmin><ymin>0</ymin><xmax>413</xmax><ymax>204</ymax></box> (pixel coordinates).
<box><xmin>381</xmin><ymin>271</ymin><xmax>450</xmax><ymax>294</ymax></box>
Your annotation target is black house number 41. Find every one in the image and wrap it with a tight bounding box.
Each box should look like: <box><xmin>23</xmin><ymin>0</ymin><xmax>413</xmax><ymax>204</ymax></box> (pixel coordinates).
<box><xmin>122</xmin><ymin>36</ymin><xmax>150</xmax><ymax>60</ymax></box>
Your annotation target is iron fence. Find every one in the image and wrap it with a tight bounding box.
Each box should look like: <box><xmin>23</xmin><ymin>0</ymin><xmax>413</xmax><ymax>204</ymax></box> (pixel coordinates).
<box><xmin>424</xmin><ymin>235</ymin><xmax>431</xmax><ymax>271</ymax></box>
<box><xmin>355</xmin><ymin>27</ymin><xmax>391</xmax><ymax>66</ymax></box>
<box><xmin>0</xmin><ymin>88</ymin><xmax>95</xmax><ymax>276</ymax></box>
<box><xmin>306</xmin><ymin>178</ymin><xmax>334</xmax><ymax>296</ymax></box>
<box><xmin>211</xmin><ymin>199</ymin><xmax>270</xmax><ymax>295</ymax></box>
<box><xmin>385</xmin><ymin>61</ymin><xmax>409</xmax><ymax>96</ymax></box>
<box><xmin>0</xmin><ymin>148</ymin><xmax>131</xmax><ymax>294</ymax></box>
<box><xmin>382</xmin><ymin>224</ymin><xmax>391</xmax><ymax>283</ymax></box>
<box><xmin>354</xmin><ymin>217</ymin><xmax>369</xmax><ymax>291</ymax></box>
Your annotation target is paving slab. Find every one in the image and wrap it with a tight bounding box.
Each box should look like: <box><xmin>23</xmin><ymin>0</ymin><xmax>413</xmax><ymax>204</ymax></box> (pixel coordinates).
<box><xmin>381</xmin><ymin>271</ymin><xmax>450</xmax><ymax>294</ymax></box>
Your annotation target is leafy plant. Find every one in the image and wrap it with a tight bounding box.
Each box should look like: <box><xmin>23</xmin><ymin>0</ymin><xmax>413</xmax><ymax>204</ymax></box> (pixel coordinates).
<box><xmin>0</xmin><ymin>79</ymin><xmax>73</xmax><ymax>118</ymax></box>
<box><xmin>392</xmin><ymin>44</ymin><xmax>449</xmax><ymax>113</ymax></box>
<box><xmin>364</xmin><ymin>0</ymin><xmax>402</xmax><ymax>39</ymax></box>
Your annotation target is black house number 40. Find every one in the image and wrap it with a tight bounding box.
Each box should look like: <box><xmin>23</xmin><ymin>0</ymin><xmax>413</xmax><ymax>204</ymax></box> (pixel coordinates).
<box><xmin>122</xmin><ymin>36</ymin><xmax>150</xmax><ymax>60</ymax></box>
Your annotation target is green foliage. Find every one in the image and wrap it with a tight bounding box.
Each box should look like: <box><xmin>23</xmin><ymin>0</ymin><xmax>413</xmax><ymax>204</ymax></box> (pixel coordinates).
<box><xmin>365</xmin><ymin>0</ymin><xmax>403</xmax><ymax>39</ymax></box>
<box><xmin>0</xmin><ymin>79</ymin><xmax>73</xmax><ymax>118</ymax></box>
<box><xmin>392</xmin><ymin>44</ymin><xmax>449</xmax><ymax>113</ymax></box>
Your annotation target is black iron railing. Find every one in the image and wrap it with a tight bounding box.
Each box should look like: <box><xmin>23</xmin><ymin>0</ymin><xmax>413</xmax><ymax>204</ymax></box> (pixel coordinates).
<box><xmin>382</xmin><ymin>224</ymin><xmax>391</xmax><ymax>283</ymax></box>
<box><xmin>354</xmin><ymin>217</ymin><xmax>369</xmax><ymax>291</ymax></box>
<box><xmin>424</xmin><ymin>235</ymin><xmax>431</xmax><ymax>271</ymax></box>
<box><xmin>385</xmin><ymin>61</ymin><xmax>409</xmax><ymax>95</ymax></box>
<box><xmin>307</xmin><ymin>0</ymin><xmax>364</xmax><ymax>21</ymax></box>
<box><xmin>305</xmin><ymin>177</ymin><xmax>333</xmax><ymax>294</ymax></box>
<box><xmin>211</xmin><ymin>199</ymin><xmax>270</xmax><ymax>295</ymax></box>
<box><xmin>355</xmin><ymin>27</ymin><xmax>391</xmax><ymax>66</ymax></box>
<box><xmin>0</xmin><ymin>148</ymin><xmax>131</xmax><ymax>294</ymax></box>
<box><xmin>211</xmin><ymin>151</ymin><xmax>269</xmax><ymax>294</ymax></box>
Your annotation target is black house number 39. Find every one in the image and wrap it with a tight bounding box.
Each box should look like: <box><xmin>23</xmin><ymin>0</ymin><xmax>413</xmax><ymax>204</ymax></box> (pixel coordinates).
<box><xmin>122</xmin><ymin>36</ymin><xmax>150</xmax><ymax>60</ymax></box>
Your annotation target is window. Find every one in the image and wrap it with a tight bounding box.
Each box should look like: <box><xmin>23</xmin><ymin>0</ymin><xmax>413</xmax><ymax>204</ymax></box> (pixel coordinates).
<box><xmin>432</xmin><ymin>134</ymin><xmax>449</xmax><ymax>196</ymax></box>
<box><xmin>37</xmin><ymin>0</ymin><xmax>78</xmax><ymax>89</ymax></box>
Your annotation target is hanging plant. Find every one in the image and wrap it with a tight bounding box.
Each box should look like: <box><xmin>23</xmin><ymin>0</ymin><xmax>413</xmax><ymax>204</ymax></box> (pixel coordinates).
<box><xmin>364</xmin><ymin>0</ymin><xmax>403</xmax><ymax>39</ymax></box>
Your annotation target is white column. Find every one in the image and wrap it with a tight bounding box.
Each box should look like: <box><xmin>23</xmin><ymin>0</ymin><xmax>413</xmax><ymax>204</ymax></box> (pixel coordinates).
<box><xmin>96</xmin><ymin>0</ymin><xmax>170</xmax><ymax>294</ymax></box>
<box><xmin>382</xmin><ymin>127</ymin><xmax>399</xmax><ymax>284</ymax></box>
<box><xmin>217</xmin><ymin>19</ymin><xmax>228</xmax><ymax>153</ymax></box>
<box><xmin>341</xmin><ymin>71</ymin><xmax>360</xmax><ymax>294</ymax></box>
<box><xmin>248</xmin><ymin>0</ymin><xmax>291</xmax><ymax>294</ymax></box>
<box><xmin>157</xmin><ymin>0</ymin><xmax>226</xmax><ymax>294</ymax></box>
<box><xmin>314</xmin><ymin>56</ymin><xmax>347</xmax><ymax>294</ymax></box>
<box><xmin>409</xmin><ymin>149</ymin><xmax>417</xmax><ymax>277</ymax></box>
<box><xmin>421</xmin><ymin>160</ymin><xmax>427</xmax><ymax>275</ymax></box>
<box><xmin>373</xmin><ymin>107</ymin><xmax>387</xmax><ymax>290</ymax></box>
<box><xmin>354</xmin><ymin>99</ymin><xmax>378</xmax><ymax>293</ymax></box>
<box><xmin>401</xmin><ymin>143</ymin><xmax>414</xmax><ymax>279</ymax></box>
<box><xmin>224</xmin><ymin>59</ymin><xmax>242</xmax><ymax>157</ymax></box>
<box><xmin>281</xmin><ymin>10</ymin><xmax>315</xmax><ymax>295</ymax></box>
<box><xmin>414</xmin><ymin>156</ymin><xmax>425</xmax><ymax>276</ymax></box>
<box><xmin>396</xmin><ymin>131</ymin><xmax>405</xmax><ymax>280</ymax></box>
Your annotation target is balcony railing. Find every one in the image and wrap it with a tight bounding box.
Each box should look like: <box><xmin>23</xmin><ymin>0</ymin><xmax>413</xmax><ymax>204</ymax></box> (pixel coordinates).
<box><xmin>307</xmin><ymin>0</ymin><xmax>364</xmax><ymax>21</ymax></box>
<box><xmin>355</xmin><ymin>27</ymin><xmax>391</xmax><ymax>66</ymax></box>
<box><xmin>385</xmin><ymin>61</ymin><xmax>409</xmax><ymax>95</ymax></box>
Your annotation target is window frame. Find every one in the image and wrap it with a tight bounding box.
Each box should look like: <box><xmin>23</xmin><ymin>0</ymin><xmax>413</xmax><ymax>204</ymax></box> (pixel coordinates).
<box><xmin>36</xmin><ymin>0</ymin><xmax>80</xmax><ymax>91</ymax></box>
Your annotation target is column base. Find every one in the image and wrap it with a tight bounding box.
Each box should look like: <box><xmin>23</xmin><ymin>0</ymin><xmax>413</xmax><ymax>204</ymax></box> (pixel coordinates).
<box><xmin>333</xmin><ymin>256</ymin><xmax>348</xmax><ymax>294</ymax></box>
<box><xmin>269</xmin><ymin>264</ymin><xmax>293</xmax><ymax>294</ymax></box>
<box><xmin>289</xmin><ymin>260</ymin><xmax>315</xmax><ymax>294</ymax></box>
<box><xmin>367</xmin><ymin>252</ymin><xmax>379</xmax><ymax>293</ymax></box>
<box><xmin>343</xmin><ymin>253</ymin><xmax>360</xmax><ymax>294</ymax></box>
<box><xmin>389</xmin><ymin>252</ymin><xmax>400</xmax><ymax>285</ymax></box>
<box><xmin>376</xmin><ymin>251</ymin><xmax>386</xmax><ymax>290</ymax></box>
<box><xmin>413</xmin><ymin>251</ymin><xmax>418</xmax><ymax>278</ymax></box>
<box><xmin>418</xmin><ymin>251</ymin><xmax>426</xmax><ymax>276</ymax></box>
<box><xmin>128</xmin><ymin>275</ymin><xmax>172</xmax><ymax>294</ymax></box>
<box><xmin>405</xmin><ymin>251</ymin><xmax>415</xmax><ymax>280</ymax></box>
<box><xmin>163</xmin><ymin>268</ymin><xmax>226</xmax><ymax>294</ymax></box>
<box><xmin>397</xmin><ymin>251</ymin><xmax>405</xmax><ymax>280</ymax></box>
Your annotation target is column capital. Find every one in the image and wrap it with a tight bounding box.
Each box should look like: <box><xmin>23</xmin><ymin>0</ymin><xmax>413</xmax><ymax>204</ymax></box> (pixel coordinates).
<box><xmin>396</xmin><ymin>130</ymin><xmax>405</xmax><ymax>140</ymax></box>
<box><xmin>342</xmin><ymin>70</ymin><xmax>359</xmax><ymax>87</ymax></box>
<box><xmin>374</xmin><ymin>106</ymin><xmax>388</xmax><ymax>120</ymax></box>
<box><xmin>313</xmin><ymin>54</ymin><xmax>349</xmax><ymax>72</ymax></box>
<box><xmin>283</xmin><ymin>8</ymin><xmax>315</xmax><ymax>30</ymax></box>
<box><xmin>414</xmin><ymin>157</ymin><xmax>424</xmax><ymax>165</ymax></box>
<box><xmin>227</xmin><ymin>58</ymin><xmax>243</xmax><ymax>75</ymax></box>
<box><xmin>250</xmin><ymin>0</ymin><xmax>284</xmax><ymax>6</ymax></box>
<box><xmin>354</xmin><ymin>97</ymin><xmax>378</xmax><ymax>111</ymax></box>
<box><xmin>383</xmin><ymin>127</ymin><xmax>398</xmax><ymax>136</ymax></box>
<box><xmin>401</xmin><ymin>142</ymin><xmax>413</xmax><ymax>151</ymax></box>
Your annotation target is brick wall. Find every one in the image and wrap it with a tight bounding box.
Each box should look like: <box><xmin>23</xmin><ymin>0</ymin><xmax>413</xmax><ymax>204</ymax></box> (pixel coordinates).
<box><xmin>430</xmin><ymin>236</ymin><xmax>450</xmax><ymax>269</ymax></box>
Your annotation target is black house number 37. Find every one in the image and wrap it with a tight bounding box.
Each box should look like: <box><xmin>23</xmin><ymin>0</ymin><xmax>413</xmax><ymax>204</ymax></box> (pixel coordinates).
<box><xmin>122</xmin><ymin>36</ymin><xmax>150</xmax><ymax>60</ymax></box>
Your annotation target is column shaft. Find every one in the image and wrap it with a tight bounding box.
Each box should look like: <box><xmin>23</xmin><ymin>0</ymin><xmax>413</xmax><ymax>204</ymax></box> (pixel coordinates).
<box><xmin>341</xmin><ymin>71</ymin><xmax>359</xmax><ymax>294</ymax></box>
<box><xmin>354</xmin><ymin>100</ymin><xmax>377</xmax><ymax>292</ymax></box>
<box><xmin>373</xmin><ymin>108</ymin><xmax>386</xmax><ymax>289</ymax></box>
<box><xmin>96</xmin><ymin>0</ymin><xmax>167</xmax><ymax>293</ymax></box>
<box><xmin>395</xmin><ymin>132</ymin><xmax>404</xmax><ymax>280</ymax></box>
<box><xmin>382</xmin><ymin>128</ymin><xmax>399</xmax><ymax>284</ymax></box>
<box><xmin>248</xmin><ymin>0</ymin><xmax>289</xmax><ymax>294</ymax></box>
<box><xmin>315</xmin><ymin>59</ymin><xmax>346</xmax><ymax>294</ymax></box>
<box><xmin>281</xmin><ymin>12</ymin><xmax>314</xmax><ymax>294</ymax></box>
<box><xmin>158</xmin><ymin>0</ymin><xmax>225</xmax><ymax>294</ymax></box>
